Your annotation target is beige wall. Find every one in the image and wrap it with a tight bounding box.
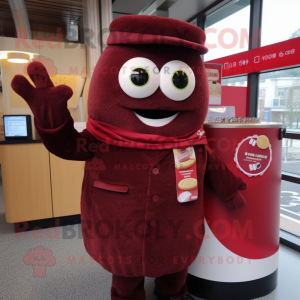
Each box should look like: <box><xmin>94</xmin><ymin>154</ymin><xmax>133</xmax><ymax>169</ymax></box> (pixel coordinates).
<box><xmin>0</xmin><ymin>89</ymin><xmax>3</xmax><ymax>113</ymax></box>
<box><xmin>0</xmin><ymin>1</ymin><xmax>113</xmax><ymax>129</ymax></box>
<box><xmin>0</xmin><ymin>37</ymin><xmax>87</xmax><ymax>137</ymax></box>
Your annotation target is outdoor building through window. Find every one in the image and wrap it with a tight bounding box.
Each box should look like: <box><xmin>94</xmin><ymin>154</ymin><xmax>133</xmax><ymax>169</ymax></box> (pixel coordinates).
<box><xmin>258</xmin><ymin>67</ymin><xmax>300</xmax><ymax>131</ymax></box>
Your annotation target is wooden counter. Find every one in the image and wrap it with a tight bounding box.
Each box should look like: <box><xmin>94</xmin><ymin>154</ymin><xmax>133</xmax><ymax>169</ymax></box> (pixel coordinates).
<box><xmin>50</xmin><ymin>153</ymin><xmax>84</xmax><ymax>218</ymax></box>
<box><xmin>0</xmin><ymin>139</ymin><xmax>83</xmax><ymax>223</ymax></box>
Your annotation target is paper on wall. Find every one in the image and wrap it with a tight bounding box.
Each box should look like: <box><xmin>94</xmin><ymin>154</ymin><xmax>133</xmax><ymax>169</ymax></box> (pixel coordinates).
<box><xmin>204</xmin><ymin>63</ymin><xmax>223</xmax><ymax>105</ymax></box>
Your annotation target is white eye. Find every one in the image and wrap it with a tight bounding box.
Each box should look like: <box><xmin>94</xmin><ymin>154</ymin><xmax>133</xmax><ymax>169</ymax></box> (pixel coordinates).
<box><xmin>118</xmin><ymin>57</ymin><xmax>160</xmax><ymax>99</ymax></box>
<box><xmin>160</xmin><ymin>60</ymin><xmax>195</xmax><ymax>101</ymax></box>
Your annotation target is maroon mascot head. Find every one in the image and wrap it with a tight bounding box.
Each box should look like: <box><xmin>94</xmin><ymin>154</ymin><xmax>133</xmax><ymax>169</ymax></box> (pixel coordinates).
<box><xmin>88</xmin><ymin>15</ymin><xmax>209</xmax><ymax>137</ymax></box>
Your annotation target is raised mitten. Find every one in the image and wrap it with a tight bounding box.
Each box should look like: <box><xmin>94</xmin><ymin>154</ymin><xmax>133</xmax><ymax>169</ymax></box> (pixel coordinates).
<box><xmin>11</xmin><ymin>61</ymin><xmax>72</xmax><ymax>129</ymax></box>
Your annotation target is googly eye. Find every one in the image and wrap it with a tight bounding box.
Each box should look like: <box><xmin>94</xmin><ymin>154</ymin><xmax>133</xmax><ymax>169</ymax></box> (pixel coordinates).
<box><xmin>118</xmin><ymin>57</ymin><xmax>160</xmax><ymax>99</ymax></box>
<box><xmin>160</xmin><ymin>60</ymin><xmax>195</xmax><ymax>101</ymax></box>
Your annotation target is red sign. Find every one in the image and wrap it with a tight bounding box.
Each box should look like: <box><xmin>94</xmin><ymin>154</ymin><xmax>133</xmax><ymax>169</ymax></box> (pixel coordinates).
<box><xmin>207</xmin><ymin>37</ymin><xmax>300</xmax><ymax>77</ymax></box>
<box><xmin>234</xmin><ymin>135</ymin><xmax>272</xmax><ymax>177</ymax></box>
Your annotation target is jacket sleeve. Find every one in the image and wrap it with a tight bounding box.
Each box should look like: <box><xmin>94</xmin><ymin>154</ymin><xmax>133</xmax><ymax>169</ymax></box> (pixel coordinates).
<box><xmin>34</xmin><ymin>112</ymin><xmax>98</xmax><ymax>161</ymax></box>
<box><xmin>204</xmin><ymin>145</ymin><xmax>247</xmax><ymax>203</ymax></box>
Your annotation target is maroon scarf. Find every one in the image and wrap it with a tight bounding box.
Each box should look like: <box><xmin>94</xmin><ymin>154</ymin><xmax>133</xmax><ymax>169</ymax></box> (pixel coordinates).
<box><xmin>87</xmin><ymin>116</ymin><xmax>207</xmax><ymax>150</ymax></box>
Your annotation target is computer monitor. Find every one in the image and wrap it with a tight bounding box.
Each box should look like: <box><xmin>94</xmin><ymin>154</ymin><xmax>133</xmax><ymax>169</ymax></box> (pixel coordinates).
<box><xmin>3</xmin><ymin>115</ymin><xmax>32</xmax><ymax>140</ymax></box>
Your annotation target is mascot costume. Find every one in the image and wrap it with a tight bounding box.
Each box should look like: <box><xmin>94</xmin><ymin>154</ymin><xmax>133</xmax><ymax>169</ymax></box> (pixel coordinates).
<box><xmin>12</xmin><ymin>15</ymin><xmax>247</xmax><ymax>300</ymax></box>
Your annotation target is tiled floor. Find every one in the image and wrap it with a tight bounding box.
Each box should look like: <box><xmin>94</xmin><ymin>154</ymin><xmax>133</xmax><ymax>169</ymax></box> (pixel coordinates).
<box><xmin>1</xmin><ymin>172</ymin><xmax>300</xmax><ymax>300</ymax></box>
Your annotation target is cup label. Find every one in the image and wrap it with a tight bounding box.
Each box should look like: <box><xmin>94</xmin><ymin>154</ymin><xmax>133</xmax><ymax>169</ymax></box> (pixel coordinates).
<box><xmin>234</xmin><ymin>135</ymin><xmax>272</xmax><ymax>177</ymax></box>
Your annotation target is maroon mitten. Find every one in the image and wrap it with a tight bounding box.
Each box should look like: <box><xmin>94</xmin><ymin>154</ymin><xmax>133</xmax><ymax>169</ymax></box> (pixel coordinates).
<box><xmin>11</xmin><ymin>61</ymin><xmax>73</xmax><ymax>129</ymax></box>
<box><xmin>225</xmin><ymin>182</ymin><xmax>247</xmax><ymax>211</ymax></box>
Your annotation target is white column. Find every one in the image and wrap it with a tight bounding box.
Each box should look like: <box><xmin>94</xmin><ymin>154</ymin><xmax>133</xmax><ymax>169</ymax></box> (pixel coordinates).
<box><xmin>82</xmin><ymin>0</ymin><xmax>112</xmax><ymax>121</ymax></box>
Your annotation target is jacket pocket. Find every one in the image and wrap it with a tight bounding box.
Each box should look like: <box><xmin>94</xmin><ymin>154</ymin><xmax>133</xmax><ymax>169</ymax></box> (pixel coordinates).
<box><xmin>93</xmin><ymin>180</ymin><xmax>129</xmax><ymax>193</ymax></box>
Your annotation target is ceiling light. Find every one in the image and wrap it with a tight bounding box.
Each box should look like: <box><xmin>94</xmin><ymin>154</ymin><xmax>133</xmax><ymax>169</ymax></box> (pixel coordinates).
<box><xmin>7</xmin><ymin>52</ymin><xmax>30</xmax><ymax>63</ymax></box>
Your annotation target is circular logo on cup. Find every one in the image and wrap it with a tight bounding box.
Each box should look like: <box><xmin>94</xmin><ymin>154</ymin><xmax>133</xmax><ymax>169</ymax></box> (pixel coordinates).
<box><xmin>234</xmin><ymin>135</ymin><xmax>272</xmax><ymax>177</ymax></box>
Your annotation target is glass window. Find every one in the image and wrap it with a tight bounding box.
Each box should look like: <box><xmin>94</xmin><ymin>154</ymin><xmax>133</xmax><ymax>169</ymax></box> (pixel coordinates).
<box><xmin>190</xmin><ymin>18</ymin><xmax>197</xmax><ymax>26</ymax></box>
<box><xmin>204</xmin><ymin>0</ymin><xmax>250</xmax><ymax>61</ymax></box>
<box><xmin>281</xmin><ymin>181</ymin><xmax>300</xmax><ymax>227</ymax></box>
<box><xmin>258</xmin><ymin>68</ymin><xmax>300</xmax><ymax>130</ymax></box>
<box><xmin>282</xmin><ymin>139</ymin><xmax>300</xmax><ymax>175</ymax></box>
<box><xmin>261</xmin><ymin>0</ymin><xmax>300</xmax><ymax>47</ymax></box>
<box><xmin>222</xmin><ymin>75</ymin><xmax>248</xmax><ymax>86</ymax></box>
<box><xmin>273</xmin><ymin>98</ymin><xmax>279</xmax><ymax>107</ymax></box>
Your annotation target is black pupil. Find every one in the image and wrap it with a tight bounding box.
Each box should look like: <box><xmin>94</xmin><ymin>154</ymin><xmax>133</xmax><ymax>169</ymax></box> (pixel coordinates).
<box><xmin>131</xmin><ymin>68</ymin><xmax>149</xmax><ymax>86</ymax></box>
<box><xmin>172</xmin><ymin>71</ymin><xmax>188</xmax><ymax>89</ymax></box>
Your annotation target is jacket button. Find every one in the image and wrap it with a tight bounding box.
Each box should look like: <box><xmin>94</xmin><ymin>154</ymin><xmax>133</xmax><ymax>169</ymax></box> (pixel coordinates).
<box><xmin>152</xmin><ymin>168</ymin><xmax>159</xmax><ymax>175</ymax></box>
<box><xmin>150</xmin><ymin>221</ymin><xmax>156</xmax><ymax>227</ymax></box>
<box><xmin>152</xmin><ymin>195</ymin><xmax>159</xmax><ymax>202</ymax></box>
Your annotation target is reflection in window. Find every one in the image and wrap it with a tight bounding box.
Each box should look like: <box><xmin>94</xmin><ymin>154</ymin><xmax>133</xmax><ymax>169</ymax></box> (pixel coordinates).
<box><xmin>281</xmin><ymin>180</ymin><xmax>300</xmax><ymax>234</ymax></box>
<box><xmin>258</xmin><ymin>68</ymin><xmax>300</xmax><ymax>130</ymax></box>
<box><xmin>261</xmin><ymin>0</ymin><xmax>300</xmax><ymax>47</ymax></box>
<box><xmin>282</xmin><ymin>138</ymin><xmax>300</xmax><ymax>170</ymax></box>
<box><xmin>281</xmin><ymin>180</ymin><xmax>300</xmax><ymax>238</ymax></box>
<box><xmin>204</xmin><ymin>0</ymin><xmax>250</xmax><ymax>61</ymax></box>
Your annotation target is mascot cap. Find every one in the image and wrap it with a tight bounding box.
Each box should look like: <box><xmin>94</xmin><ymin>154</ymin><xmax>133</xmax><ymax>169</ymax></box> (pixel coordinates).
<box><xmin>107</xmin><ymin>15</ymin><xmax>208</xmax><ymax>54</ymax></box>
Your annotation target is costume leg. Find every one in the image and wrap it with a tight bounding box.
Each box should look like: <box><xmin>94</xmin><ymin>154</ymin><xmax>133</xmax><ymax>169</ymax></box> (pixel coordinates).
<box><xmin>154</xmin><ymin>268</ymin><xmax>189</xmax><ymax>298</ymax></box>
<box><xmin>111</xmin><ymin>273</ymin><xmax>145</xmax><ymax>300</ymax></box>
